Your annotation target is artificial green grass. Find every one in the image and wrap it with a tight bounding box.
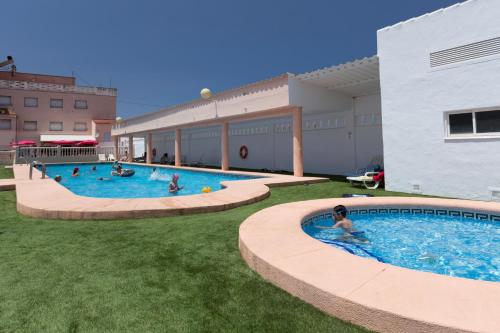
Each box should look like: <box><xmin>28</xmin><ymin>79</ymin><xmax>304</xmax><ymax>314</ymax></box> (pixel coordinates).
<box><xmin>0</xmin><ymin>165</ymin><xmax>13</xmax><ymax>179</ymax></box>
<box><xmin>0</xmin><ymin>177</ymin><xmax>411</xmax><ymax>333</ymax></box>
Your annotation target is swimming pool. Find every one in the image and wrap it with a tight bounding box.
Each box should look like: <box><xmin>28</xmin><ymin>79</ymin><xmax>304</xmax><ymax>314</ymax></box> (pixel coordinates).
<box><xmin>41</xmin><ymin>163</ymin><xmax>260</xmax><ymax>198</ymax></box>
<box><xmin>303</xmin><ymin>211</ymin><xmax>500</xmax><ymax>282</ymax></box>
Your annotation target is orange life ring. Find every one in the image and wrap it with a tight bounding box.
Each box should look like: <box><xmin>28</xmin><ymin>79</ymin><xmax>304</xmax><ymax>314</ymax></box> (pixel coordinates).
<box><xmin>152</xmin><ymin>148</ymin><xmax>157</xmax><ymax>157</ymax></box>
<box><xmin>239</xmin><ymin>145</ymin><xmax>248</xmax><ymax>159</ymax></box>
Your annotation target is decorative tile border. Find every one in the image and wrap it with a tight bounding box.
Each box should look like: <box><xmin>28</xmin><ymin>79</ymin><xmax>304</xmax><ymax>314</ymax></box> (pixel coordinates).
<box><xmin>303</xmin><ymin>207</ymin><xmax>500</xmax><ymax>226</ymax></box>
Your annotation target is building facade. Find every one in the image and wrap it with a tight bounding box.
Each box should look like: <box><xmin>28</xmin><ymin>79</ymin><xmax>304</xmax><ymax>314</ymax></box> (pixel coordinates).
<box><xmin>113</xmin><ymin>0</ymin><xmax>500</xmax><ymax>201</ymax></box>
<box><xmin>112</xmin><ymin>58</ymin><xmax>382</xmax><ymax>177</ymax></box>
<box><xmin>0</xmin><ymin>71</ymin><xmax>116</xmax><ymax>149</ymax></box>
<box><xmin>378</xmin><ymin>0</ymin><xmax>500</xmax><ymax>201</ymax></box>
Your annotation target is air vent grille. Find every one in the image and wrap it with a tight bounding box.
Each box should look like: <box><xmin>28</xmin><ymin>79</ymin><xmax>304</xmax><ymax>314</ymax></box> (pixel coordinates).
<box><xmin>430</xmin><ymin>37</ymin><xmax>500</xmax><ymax>67</ymax></box>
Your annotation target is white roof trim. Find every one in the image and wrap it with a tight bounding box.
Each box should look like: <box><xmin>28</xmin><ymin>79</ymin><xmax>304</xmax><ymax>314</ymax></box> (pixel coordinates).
<box><xmin>378</xmin><ymin>0</ymin><xmax>475</xmax><ymax>32</ymax></box>
<box><xmin>40</xmin><ymin>134</ymin><xmax>96</xmax><ymax>142</ymax></box>
<box><xmin>294</xmin><ymin>56</ymin><xmax>380</xmax><ymax>96</ymax></box>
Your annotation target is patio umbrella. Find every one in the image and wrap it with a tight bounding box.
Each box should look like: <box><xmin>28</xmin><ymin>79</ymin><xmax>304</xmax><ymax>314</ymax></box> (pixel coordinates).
<box><xmin>10</xmin><ymin>140</ymin><xmax>36</xmax><ymax>147</ymax></box>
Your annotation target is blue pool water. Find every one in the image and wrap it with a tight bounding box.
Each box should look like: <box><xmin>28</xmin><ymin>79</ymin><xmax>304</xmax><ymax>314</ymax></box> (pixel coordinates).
<box><xmin>303</xmin><ymin>213</ymin><xmax>500</xmax><ymax>282</ymax></box>
<box><xmin>41</xmin><ymin>163</ymin><xmax>260</xmax><ymax>198</ymax></box>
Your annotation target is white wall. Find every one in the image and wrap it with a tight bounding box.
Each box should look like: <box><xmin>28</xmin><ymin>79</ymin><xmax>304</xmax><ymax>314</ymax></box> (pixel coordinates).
<box><xmin>148</xmin><ymin>82</ymin><xmax>383</xmax><ymax>176</ymax></box>
<box><xmin>378</xmin><ymin>0</ymin><xmax>500</xmax><ymax>200</ymax></box>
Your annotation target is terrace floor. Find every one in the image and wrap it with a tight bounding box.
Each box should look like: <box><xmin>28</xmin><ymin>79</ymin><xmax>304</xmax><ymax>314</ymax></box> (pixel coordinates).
<box><xmin>0</xmin><ymin>167</ymin><xmax>418</xmax><ymax>333</ymax></box>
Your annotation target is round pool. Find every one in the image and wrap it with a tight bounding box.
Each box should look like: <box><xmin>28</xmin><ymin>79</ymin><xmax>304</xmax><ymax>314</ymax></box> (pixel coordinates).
<box><xmin>303</xmin><ymin>211</ymin><xmax>500</xmax><ymax>282</ymax></box>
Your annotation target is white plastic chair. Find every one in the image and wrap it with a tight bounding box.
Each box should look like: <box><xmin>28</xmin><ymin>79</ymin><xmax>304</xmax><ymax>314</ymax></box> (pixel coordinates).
<box><xmin>107</xmin><ymin>154</ymin><xmax>116</xmax><ymax>161</ymax></box>
<box><xmin>98</xmin><ymin>154</ymin><xmax>106</xmax><ymax>162</ymax></box>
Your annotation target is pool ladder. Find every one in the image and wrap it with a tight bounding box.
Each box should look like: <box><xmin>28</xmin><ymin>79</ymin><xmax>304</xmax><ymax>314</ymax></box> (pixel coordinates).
<box><xmin>28</xmin><ymin>161</ymin><xmax>46</xmax><ymax>180</ymax></box>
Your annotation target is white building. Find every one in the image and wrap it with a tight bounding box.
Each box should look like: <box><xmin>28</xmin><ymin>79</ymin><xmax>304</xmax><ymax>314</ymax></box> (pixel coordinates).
<box><xmin>378</xmin><ymin>0</ymin><xmax>500</xmax><ymax>201</ymax></box>
<box><xmin>113</xmin><ymin>0</ymin><xmax>500</xmax><ymax>201</ymax></box>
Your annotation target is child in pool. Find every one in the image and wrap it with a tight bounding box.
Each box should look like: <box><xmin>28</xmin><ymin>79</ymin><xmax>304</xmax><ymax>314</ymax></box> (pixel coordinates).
<box><xmin>169</xmin><ymin>174</ymin><xmax>184</xmax><ymax>193</ymax></box>
<box><xmin>317</xmin><ymin>205</ymin><xmax>368</xmax><ymax>243</ymax></box>
<box><xmin>72</xmin><ymin>167</ymin><xmax>80</xmax><ymax>177</ymax></box>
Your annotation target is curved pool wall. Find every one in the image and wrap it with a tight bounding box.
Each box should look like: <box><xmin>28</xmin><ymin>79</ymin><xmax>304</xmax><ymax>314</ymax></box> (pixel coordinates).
<box><xmin>239</xmin><ymin>197</ymin><xmax>500</xmax><ymax>333</ymax></box>
<box><xmin>13</xmin><ymin>164</ymin><xmax>327</xmax><ymax>220</ymax></box>
<box><xmin>302</xmin><ymin>209</ymin><xmax>499</xmax><ymax>282</ymax></box>
<box><xmin>40</xmin><ymin>162</ymin><xmax>261</xmax><ymax>198</ymax></box>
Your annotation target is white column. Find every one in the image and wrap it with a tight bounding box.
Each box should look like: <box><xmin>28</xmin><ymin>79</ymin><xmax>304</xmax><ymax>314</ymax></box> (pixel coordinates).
<box><xmin>113</xmin><ymin>136</ymin><xmax>119</xmax><ymax>159</ymax></box>
<box><xmin>175</xmin><ymin>129</ymin><xmax>181</xmax><ymax>167</ymax></box>
<box><xmin>146</xmin><ymin>132</ymin><xmax>152</xmax><ymax>164</ymax></box>
<box><xmin>293</xmin><ymin>107</ymin><xmax>303</xmax><ymax>177</ymax></box>
<box><xmin>221</xmin><ymin>122</ymin><xmax>229</xmax><ymax>171</ymax></box>
<box><xmin>128</xmin><ymin>135</ymin><xmax>134</xmax><ymax>162</ymax></box>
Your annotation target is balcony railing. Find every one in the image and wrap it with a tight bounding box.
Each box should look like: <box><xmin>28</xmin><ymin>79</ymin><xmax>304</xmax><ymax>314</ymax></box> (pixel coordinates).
<box><xmin>16</xmin><ymin>146</ymin><xmax>98</xmax><ymax>164</ymax></box>
<box><xmin>0</xmin><ymin>79</ymin><xmax>117</xmax><ymax>97</ymax></box>
<box><xmin>15</xmin><ymin>146</ymin><xmax>127</xmax><ymax>164</ymax></box>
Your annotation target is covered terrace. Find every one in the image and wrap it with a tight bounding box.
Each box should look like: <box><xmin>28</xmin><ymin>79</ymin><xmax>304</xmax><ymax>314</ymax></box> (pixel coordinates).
<box><xmin>111</xmin><ymin>56</ymin><xmax>381</xmax><ymax>176</ymax></box>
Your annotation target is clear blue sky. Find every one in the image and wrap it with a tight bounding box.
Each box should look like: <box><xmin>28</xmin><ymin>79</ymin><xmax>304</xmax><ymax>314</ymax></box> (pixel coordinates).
<box><xmin>4</xmin><ymin>0</ymin><xmax>460</xmax><ymax>118</ymax></box>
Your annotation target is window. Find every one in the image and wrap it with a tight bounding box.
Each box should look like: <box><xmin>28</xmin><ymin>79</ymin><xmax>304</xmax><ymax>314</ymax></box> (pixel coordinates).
<box><xmin>24</xmin><ymin>97</ymin><xmax>38</xmax><ymax>107</ymax></box>
<box><xmin>74</xmin><ymin>100</ymin><xmax>88</xmax><ymax>109</ymax></box>
<box><xmin>476</xmin><ymin>110</ymin><xmax>500</xmax><ymax>133</ymax></box>
<box><xmin>103</xmin><ymin>131</ymin><xmax>111</xmax><ymax>142</ymax></box>
<box><xmin>73</xmin><ymin>122</ymin><xmax>88</xmax><ymax>131</ymax></box>
<box><xmin>49</xmin><ymin>122</ymin><xmax>63</xmax><ymax>131</ymax></box>
<box><xmin>449</xmin><ymin>113</ymin><xmax>473</xmax><ymax>134</ymax></box>
<box><xmin>0</xmin><ymin>96</ymin><xmax>12</xmax><ymax>106</ymax></box>
<box><xmin>0</xmin><ymin>119</ymin><xmax>12</xmax><ymax>130</ymax></box>
<box><xmin>50</xmin><ymin>98</ymin><xmax>63</xmax><ymax>108</ymax></box>
<box><xmin>23</xmin><ymin>121</ymin><xmax>37</xmax><ymax>131</ymax></box>
<box><xmin>447</xmin><ymin>109</ymin><xmax>500</xmax><ymax>137</ymax></box>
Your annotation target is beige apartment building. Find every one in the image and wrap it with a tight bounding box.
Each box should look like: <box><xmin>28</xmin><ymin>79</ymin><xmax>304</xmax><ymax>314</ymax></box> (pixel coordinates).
<box><xmin>0</xmin><ymin>71</ymin><xmax>116</xmax><ymax>149</ymax></box>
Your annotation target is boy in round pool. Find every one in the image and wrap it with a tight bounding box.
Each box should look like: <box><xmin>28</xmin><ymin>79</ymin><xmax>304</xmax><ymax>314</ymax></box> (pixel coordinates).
<box><xmin>317</xmin><ymin>205</ymin><xmax>368</xmax><ymax>243</ymax></box>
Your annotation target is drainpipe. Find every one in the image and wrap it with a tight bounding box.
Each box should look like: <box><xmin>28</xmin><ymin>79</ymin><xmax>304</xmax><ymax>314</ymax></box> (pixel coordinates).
<box><xmin>352</xmin><ymin>97</ymin><xmax>358</xmax><ymax>171</ymax></box>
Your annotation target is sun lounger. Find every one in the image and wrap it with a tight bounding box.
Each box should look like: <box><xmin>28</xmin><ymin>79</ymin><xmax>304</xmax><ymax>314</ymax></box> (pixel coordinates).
<box><xmin>346</xmin><ymin>171</ymin><xmax>381</xmax><ymax>189</ymax></box>
<box><xmin>98</xmin><ymin>154</ymin><xmax>106</xmax><ymax>162</ymax></box>
<box><xmin>107</xmin><ymin>154</ymin><xmax>116</xmax><ymax>161</ymax></box>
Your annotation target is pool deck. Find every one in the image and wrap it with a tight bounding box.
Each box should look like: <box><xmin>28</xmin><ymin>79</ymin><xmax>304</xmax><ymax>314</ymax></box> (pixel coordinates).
<box><xmin>239</xmin><ymin>197</ymin><xmax>500</xmax><ymax>333</ymax></box>
<box><xmin>12</xmin><ymin>163</ymin><xmax>327</xmax><ymax>220</ymax></box>
<box><xmin>0</xmin><ymin>178</ymin><xmax>16</xmax><ymax>191</ymax></box>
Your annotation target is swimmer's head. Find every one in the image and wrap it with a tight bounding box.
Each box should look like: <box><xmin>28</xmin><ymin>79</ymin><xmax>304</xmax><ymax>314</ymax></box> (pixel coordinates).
<box><xmin>333</xmin><ymin>205</ymin><xmax>348</xmax><ymax>219</ymax></box>
<box><xmin>54</xmin><ymin>175</ymin><xmax>62</xmax><ymax>182</ymax></box>
<box><xmin>172</xmin><ymin>174</ymin><xmax>179</xmax><ymax>181</ymax></box>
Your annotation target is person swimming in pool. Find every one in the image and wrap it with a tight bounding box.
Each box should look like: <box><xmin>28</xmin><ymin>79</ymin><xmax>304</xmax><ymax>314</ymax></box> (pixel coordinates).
<box><xmin>169</xmin><ymin>174</ymin><xmax>184</xmax><ymax>193</ymax></box>
<box><xmin>317</xmin><ymin>205</ymin><xmax>368</xmax><ymax>243</ymax></box>
<box><xmin>91</xmin><ymin>165</ymin><xmax>97</xmax><ymax>171</ymax></box>
<box><xmin>72</xmin><ymin>167</ymin><xmax>80</xmax><ymax>177</ymax></box>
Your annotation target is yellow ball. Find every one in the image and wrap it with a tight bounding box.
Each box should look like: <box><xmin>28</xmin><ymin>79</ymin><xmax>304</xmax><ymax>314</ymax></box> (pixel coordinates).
<box><xmin>200</xmin><ymin>88</ymin><xmax>212</xmax><ymax>100</ymax></box>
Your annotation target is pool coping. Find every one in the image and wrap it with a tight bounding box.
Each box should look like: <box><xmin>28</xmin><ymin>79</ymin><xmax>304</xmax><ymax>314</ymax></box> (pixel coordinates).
<box><xmin>239</xmin><ymin>197</ymin><xmax>500</xmax><ymax>333</ymax></box>
<box><xmin>12</xmin><ymin>163</ymin><xmax>327</xmax><ymax>220</ymax></box>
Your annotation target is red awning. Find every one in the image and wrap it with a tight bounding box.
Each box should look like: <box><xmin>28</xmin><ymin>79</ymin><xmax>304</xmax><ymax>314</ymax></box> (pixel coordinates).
<box><xmin>49</xmin><ymin>140</ymin><xmax>78</xmax><ymax>145</ymax></box>
<box><xmin>76</xmin><ymin>140</ymin><xmax>98</xmax><ymax>146</ymax></box>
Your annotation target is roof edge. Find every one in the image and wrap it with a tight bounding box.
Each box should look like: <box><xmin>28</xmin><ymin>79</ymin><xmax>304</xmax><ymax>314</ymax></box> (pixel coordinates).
<box><xmin>378</xmin><ymin>0</ymin><xmax>475</xmax><ymax>33</ymax></box>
